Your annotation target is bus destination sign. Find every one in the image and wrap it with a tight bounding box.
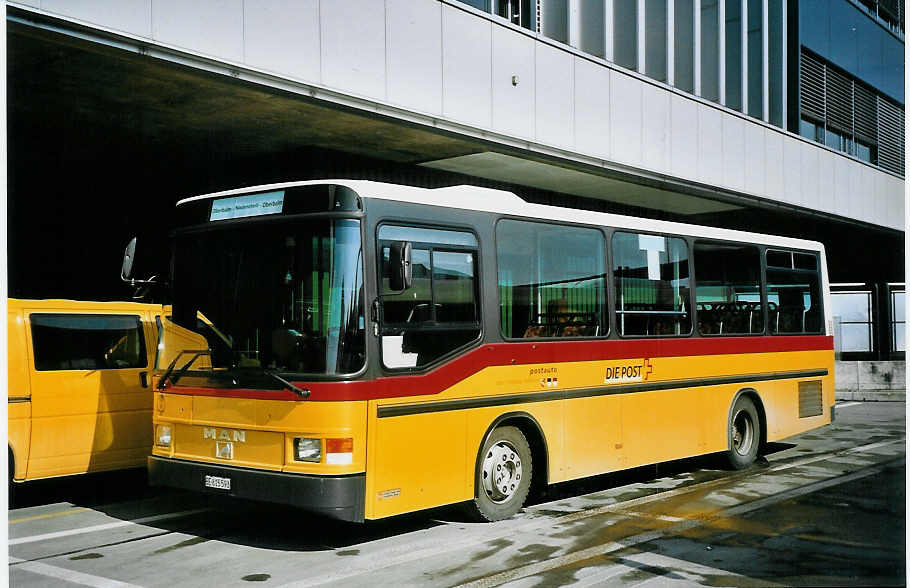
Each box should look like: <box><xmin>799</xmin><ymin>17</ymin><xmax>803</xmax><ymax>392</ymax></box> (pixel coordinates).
<box><xmin>210</xmin><ymin>191</ymin><xmax>285</xmax><ymax>221</ymax></box>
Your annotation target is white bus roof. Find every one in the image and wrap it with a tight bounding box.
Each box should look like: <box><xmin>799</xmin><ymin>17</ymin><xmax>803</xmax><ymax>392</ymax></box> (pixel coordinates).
<box><xmin>177</xmin><ymin>179</ymin><xmax>824</xmax><ymax>253</ymax></box>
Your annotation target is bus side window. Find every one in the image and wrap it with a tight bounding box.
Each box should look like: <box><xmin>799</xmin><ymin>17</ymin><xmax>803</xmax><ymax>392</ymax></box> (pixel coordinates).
<box><xmin>694</xmin><ymin>242</ymin><xmax>763</xmax><ymax>335</ymax></box>
<box><xmin>378</xmin><ymin>225</ymin><xmax>481</xmax><ymax>369</ymax></box>
<box><xmin>612</xmin><ymin>232</ymin><xmax>691</xmax><ymax>337</ymax></box>
<box><xmin>497</xmin><ymin>220</ymin><xmax>607</xmax><ymax>339</ymax></box>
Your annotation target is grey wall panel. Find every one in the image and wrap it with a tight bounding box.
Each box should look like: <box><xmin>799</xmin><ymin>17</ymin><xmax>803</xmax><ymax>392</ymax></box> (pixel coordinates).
<box><xmin>817</xmin><ymin>149</ymin><xmax>836</xmax><ymax>215</ymax></box>
<box><xmin>535</xmin><ymin>43</ymin><xmax>574</xmax><ymax>149</ymax></box>
<box><xmin>320</xmin><ymin>0</ymin><xmax>386</xmax><ymax>98</ymax></box>
<box><xmin>763</xmin><ymin>128</ymin><xmax>784</xmax><ymax>200</ymax></box>
<box><xmin>442</xmin><ymin>5</ymin><xmax>492</xmax><ymax>128</ymax></box>
<box><xmin>721</xmin><ymin>114</ymin><xmax>745</xmax><ymax>191</ymax></box>
<box><xmin>846</xmin><ymin>158</ymin><xmax>864</xmax><ymax>221</ymax></box>
<box><xmin>610</xmin><ymin>72</ymin><xmax>643</xmax><ymax>166</ymax></box>
<box><xmin>243</xmin><ymin>0</ymin><xmax>319</xmax><ymax>83</ymax></box>
<box><xmin>40</xmin><ymin>0</ymin><xmax>151</xmax><ymax>37</ymax></box>
<box><xmin>833</xmin><ymin>153</ymin><xmax>851</xmax><ymax>215</ymax></box>
<box><xmin>799</xmin><ymin>141</ymin><xmax>820</xmax><ymax>211</ymax></box>
<box><xmin>697</xmin><ymin>104</ymin><xmax>724</xmax><ymax>185</ymax></box>
<box><xmin>669</xmin><ymin>93</ymin><xmax>698</xmax><ymax>178</ymax></box>
<box><xmin>874</xmin><ymin>169</ymin><xmax>890</xmax><ymax>222</ymax></box>
<box><xmin>641</xmin><ymin>83</ymin><xmax>671</xmax><ymax>171</ymax></box>
<box><xmin>386</xmin><ymin>0</ymin><xmax>443</xmax><ymax>115</ymax></box>
<box><xmin>151</xmin><ymin>0</ymin><xmax>243</xmax><ymax>62</ymax></box>
<box><xmin>781</xmin><ymin>134</ymin><xmax>802</xmax><ymax>206</ymax></box>
<box><xmin>856</xmin><ymin>165</ymin><xmax>878</xmax><ymax>223</ymax></box>
<box><xmin>573</xmin><ymin>57</ymin><xmax>611</xmax><ymax>159</ymax></box>
<box><xmin>492</xmin><ymin>25</ymin><xmax>535</xmax><ymax>139</ymax></box>
<box><xmin>743</xmin><ymin>121</ymin><xmax>765</xmax><ymax>196</ymax></box>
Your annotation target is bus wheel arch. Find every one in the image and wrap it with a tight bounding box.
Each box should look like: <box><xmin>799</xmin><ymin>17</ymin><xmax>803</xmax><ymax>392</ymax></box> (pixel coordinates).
<box><xmin>468</xmin><ymin>412</ymin><xmax>548</xmax><ymax>521</ymax></box>
<box><xmin>725</xmin><ymin>389</ymin><xmax>766</xmax><ymax>469</ymax></box>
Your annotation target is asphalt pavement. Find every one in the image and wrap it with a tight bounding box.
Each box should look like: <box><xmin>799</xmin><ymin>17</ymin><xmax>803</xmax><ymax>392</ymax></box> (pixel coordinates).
<box><xmin>8</xmin><ymin>401</ymin><xmax>905</xmax><ymax>587</ymax></box>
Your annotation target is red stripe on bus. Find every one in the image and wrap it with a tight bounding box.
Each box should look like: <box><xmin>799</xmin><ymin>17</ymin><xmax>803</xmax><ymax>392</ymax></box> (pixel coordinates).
<box><xmin>163</xmin><ymin>335</ymin><xmax>833</xmax><ymax>402</ymax></box>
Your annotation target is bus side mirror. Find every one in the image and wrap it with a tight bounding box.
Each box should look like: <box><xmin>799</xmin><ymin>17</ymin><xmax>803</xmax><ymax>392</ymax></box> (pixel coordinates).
<box><xmin>121</xmin><ymin>237</ymin><xmax>137</xmax><ymax>281</ymax></box>
<box><xmin>388</xmin><ymin>241</ymin><xmax>413</xmax><ymax>291</ymax></box>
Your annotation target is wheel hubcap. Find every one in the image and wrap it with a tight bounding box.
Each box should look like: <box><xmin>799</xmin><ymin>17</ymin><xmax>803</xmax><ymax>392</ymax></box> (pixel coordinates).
<box><xmin>731</xmin><ymin>409</ymin><xmax>754</xmax><ymax>456</ymax></box>
<box><xmin>482</xmin><ymin>440</ymin><xmax>522</xmax><ymax>504</ymax></box>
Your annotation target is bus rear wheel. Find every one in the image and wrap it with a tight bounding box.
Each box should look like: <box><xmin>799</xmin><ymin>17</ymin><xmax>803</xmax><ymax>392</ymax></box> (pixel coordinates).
<box><xmin>469</xmin><ymin>426</ymin><xmax>532</xmax><ymax>522</ymax></box>
<box><xmin>726</xmin><ymin>396</ymin><xmax>761</xmax><ymax>470</ymax></box>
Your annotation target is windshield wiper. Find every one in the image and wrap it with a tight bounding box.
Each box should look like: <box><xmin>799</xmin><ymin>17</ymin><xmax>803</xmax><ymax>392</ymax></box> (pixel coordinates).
<box><xmin>158</xmin><ymin>349</ymin><xmax>211</xmax><ymax>389</ymax></box>
<box><xmin>264</xmin><ymin>371</ymin><xmax>311</xmax><ymax>399</ymax></box>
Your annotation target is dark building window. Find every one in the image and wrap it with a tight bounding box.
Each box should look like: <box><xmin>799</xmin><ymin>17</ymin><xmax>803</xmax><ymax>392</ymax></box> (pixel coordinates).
<box><xmin>701</xmin><ymin>0</ymin><xmax>721</xmax><ymax>102</ymax></box>
<box><xmin>799</xmin><ymin>49</ymin><xmax>903</xmax><ymax>175</ymax></box>
<box><xmin>725</xmin><ymin>0</ymin><xmax>743</xmax><ymax>110</ymax></box>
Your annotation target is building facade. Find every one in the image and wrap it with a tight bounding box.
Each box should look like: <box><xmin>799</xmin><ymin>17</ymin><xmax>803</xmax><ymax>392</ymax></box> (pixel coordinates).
<box><xmin>5</xmin><ymin>0</ymin><xmax>905</xmax><ymax>364</ymax></box>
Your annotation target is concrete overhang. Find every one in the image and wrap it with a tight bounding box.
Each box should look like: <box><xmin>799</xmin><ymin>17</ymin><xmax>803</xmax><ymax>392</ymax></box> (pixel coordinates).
<box><xmin>9</xmin><ymin>10</ymin><xmax>742</xmax><ymax>219</ymax></box>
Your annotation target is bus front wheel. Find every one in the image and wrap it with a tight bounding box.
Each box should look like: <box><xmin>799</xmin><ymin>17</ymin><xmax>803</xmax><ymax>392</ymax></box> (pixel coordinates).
<box><xmin>726</xmin><ymin>395</ymin><xmax>761</xmax><ymax>469</ymax></box>
<box><xmin>469</xmin><ymin>426</ymin><xmax>532</xmax><ymax>522</ymax></box>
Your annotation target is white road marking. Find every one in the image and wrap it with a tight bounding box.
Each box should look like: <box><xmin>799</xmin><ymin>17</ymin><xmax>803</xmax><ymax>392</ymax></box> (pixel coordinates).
<box><xmin>9</xmin><ymin>508</ymin><xmax>208</xmax><ymax>546</ymax></box>
<box><xmin>836</xmin><ymin>402</ymin><xmax>861</xmax><ymax>409</ymax></box>
<box><xmin>278</xmin><ymin>438</ymin><xmax>903</xmax><ymax>588</ymax></box>
<box><xmin>9</xmin><ymin>556</ymin><xmax>142</xmax><ymax>587</ymax></box>
<box><xmin>456</xmin><ymin>461</ymin><xmax>899</xmax><ymax>588</ymax></box>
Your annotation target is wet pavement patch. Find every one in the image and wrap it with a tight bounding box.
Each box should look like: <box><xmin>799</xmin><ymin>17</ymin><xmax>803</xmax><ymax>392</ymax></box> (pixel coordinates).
<box><xmin>70</xmin><ymin>553</ymin><xmax>104</xmax><ymax>560</ymax></box>
<box><xmin>336</xmin><ymin>549</ymin><xmax>360</xmax><ymax>556</ymax></box>
<box><xmin>242</xmin><ymin>574</ymin><xmax>271</xmax><ymax>582</ymax></box>
<box><xmin>152</xmin><ymin>536</ymin><xmax>210</xmax><ymax>555</ymax></box>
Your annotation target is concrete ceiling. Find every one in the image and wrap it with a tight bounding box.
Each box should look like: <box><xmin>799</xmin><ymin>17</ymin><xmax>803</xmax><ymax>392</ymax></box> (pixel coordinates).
<box><xmin>421</xmin><ymin>153</ymin><xmax>742</xmax><ymax>215</ymax></box>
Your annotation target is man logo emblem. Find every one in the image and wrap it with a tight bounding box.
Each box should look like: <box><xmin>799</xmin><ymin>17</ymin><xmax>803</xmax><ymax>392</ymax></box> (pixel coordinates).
<box><xmin>203</xmin><ymin>428</ymin><xmax>246</xmax><ymax>443</ymax></box>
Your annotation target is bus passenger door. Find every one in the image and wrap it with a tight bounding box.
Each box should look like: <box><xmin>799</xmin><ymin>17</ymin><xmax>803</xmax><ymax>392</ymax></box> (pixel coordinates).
<box><xmin>25</xmin><ymin>310</ymin><xmax>154</xmax><ymax>479</ymax></box>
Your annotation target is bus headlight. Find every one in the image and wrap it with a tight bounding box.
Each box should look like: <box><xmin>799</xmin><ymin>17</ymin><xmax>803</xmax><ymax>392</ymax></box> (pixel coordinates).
<box><xmin>156</xmin><ymin>424</ymin><xmax>172</xmax><ymax>447</ymax></box>
<box><xmin>293</xmin><ymin>437</ymin><xmax>321</xmax><ymax>462</ymax></box>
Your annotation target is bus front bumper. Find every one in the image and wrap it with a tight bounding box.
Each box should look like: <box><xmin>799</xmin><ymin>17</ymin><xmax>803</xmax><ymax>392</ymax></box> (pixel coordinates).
<box><xmin>148</xmin><ymin>456</ymin><xmax>365</xmax><ymax>522</ymax></box>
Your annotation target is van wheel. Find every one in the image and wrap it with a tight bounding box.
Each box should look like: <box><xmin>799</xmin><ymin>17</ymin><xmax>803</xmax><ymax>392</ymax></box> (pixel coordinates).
<box><xmin>726</xmin><ymin>396</ymin><xmax>761</xmax><ymax>470</ymax></box>
<box><xmin>468</xmin><ymin>426</ymin><xmax>532</xmax><ymax>522</ymax></box>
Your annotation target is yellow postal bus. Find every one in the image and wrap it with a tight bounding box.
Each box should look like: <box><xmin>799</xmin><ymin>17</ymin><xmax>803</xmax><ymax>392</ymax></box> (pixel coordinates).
<box><xmin>8</xmin><ymin>299</ymin><xmax>161</xmax><ymax>484</ymax></box>
<box><xmin>146</xmin><ymin>181</ymin><xmax>834</xmax><ymax>522</ymax></box>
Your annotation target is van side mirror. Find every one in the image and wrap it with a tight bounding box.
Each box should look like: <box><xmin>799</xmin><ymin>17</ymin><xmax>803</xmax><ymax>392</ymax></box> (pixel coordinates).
<box><xmin>121</xmin><ymin>237</ymin><xmax>137</xmax><ymax>281</ymax></box>
<box><xmin>388</xmin><ymin>241</ymin><xmax>413</xmax><ymax>291</ymax></box>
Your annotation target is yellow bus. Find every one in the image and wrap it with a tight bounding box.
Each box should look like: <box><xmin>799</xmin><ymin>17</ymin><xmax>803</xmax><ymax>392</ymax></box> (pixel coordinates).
<box><xmin>8</xmin><ymin>299</ymin><xmax>161</xmax><ymax>485</ymax></box>
<box><xmin>145</xmin><ymin>181</ymin><xmax>834</xmax><ymax>522</ymax></box>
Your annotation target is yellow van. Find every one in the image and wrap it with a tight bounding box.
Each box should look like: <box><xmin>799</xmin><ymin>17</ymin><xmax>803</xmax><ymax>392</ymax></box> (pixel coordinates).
<box><xmin>8</xmin><ymin>299</ymin><xmax>163</xmax><ymax>485</ymax></box>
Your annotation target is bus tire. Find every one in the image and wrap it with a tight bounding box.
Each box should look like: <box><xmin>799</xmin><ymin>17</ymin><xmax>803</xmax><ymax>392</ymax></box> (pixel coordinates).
<box><xmin>726</xmin><ymin>396</ymin><xmax>761</xmax><ymax>470</ymax></box>
<box><xmin>469</xmin><ymin>426</ymin><xmax>532</xmax><ymax>522</ymax></box>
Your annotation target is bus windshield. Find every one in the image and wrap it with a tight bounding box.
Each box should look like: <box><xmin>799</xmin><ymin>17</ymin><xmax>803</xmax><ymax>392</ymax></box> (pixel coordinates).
<box><xmin>171</xmin><ymin>218</ymin><xmax>365</xmax><ymax>380</ymax></box>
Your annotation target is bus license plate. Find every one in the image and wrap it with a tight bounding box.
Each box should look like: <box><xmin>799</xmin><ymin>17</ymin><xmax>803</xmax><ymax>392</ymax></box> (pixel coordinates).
<box><xmin>204</xmin><ymin>475</ymin><xmax>231</xmax><ymax>490</ymax></box>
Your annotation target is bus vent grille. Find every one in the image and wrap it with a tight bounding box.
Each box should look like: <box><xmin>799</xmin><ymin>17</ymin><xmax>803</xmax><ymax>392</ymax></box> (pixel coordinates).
<box><xmin>798</xmin><ymin>380</ymin><xmax>823</xmax><ymax>418</ymax></box>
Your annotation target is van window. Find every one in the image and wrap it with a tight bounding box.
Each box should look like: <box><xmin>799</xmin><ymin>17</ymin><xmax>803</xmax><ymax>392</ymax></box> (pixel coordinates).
<box><xmin>31</xmin><ymin>314</ymin><xmax>147</xmax><ymax>371</ymax></box>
